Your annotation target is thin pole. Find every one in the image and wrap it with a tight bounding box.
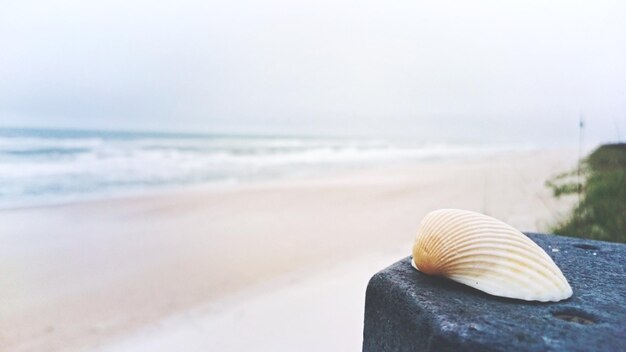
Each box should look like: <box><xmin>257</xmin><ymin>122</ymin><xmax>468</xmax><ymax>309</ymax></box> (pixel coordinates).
<box><xmin>577</xmin><ymin>114</ymin><xmax>584</xmax><ymax>229</ymax></box>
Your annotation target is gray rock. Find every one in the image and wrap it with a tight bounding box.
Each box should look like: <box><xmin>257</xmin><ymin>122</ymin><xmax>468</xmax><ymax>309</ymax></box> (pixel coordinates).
<box><xmin>362</xmin><ymin>233</ymin><xmax>626</xmax><ymax>352</ymax></box>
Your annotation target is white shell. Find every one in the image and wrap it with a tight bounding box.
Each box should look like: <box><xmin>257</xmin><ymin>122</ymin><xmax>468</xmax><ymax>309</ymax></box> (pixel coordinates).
<box><xmin>412</xmin><ymin>209</ymin><xmax>572</xmax><ymax>302</ymax></box>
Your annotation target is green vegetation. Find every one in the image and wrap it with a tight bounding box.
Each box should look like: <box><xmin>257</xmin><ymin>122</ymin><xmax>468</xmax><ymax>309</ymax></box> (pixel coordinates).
<box><xmin>546</xmin><ymin>143</ymin><xmax>626</xmax><ymax>243</ymax></box>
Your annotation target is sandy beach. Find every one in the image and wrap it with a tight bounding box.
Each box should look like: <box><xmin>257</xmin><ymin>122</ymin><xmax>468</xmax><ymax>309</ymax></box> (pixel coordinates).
<box><xmin>1</xmin><ymin>149</ymin><xmax>579</xmax><ymax>352</ymax></box>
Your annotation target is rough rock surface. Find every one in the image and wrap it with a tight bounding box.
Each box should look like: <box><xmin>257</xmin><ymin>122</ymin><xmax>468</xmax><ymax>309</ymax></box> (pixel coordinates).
<box><xmin>362</xmin><ymin>233</ymin><xmax>626</xmax><ymax>352</ymax></box>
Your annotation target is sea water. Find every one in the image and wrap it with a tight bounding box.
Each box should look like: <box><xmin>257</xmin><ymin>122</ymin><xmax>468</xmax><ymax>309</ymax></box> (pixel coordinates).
<box><xmin>0</xmin><ymin>128</ymin><xmax>531</xmax><ymax>208</ymax></box>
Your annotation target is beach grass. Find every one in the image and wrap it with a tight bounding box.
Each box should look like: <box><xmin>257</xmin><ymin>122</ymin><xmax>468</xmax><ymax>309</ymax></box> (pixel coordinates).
<box><xmin>547</xmin><ymin>143</ymin><xmax>626</xmax><ymax>243</ymax></box>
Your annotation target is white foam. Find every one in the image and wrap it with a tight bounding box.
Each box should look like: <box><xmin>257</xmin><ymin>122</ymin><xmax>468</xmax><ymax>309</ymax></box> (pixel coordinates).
<box><xmin>0</xmin><ymin>132</ymin><xmax>536</xmax><ymax>208</ymax></box>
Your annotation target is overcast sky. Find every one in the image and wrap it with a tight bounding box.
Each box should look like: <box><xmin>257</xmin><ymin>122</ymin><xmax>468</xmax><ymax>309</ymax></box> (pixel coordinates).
<box><xmin>1</xmin><ymin>0</ymin><xmax>625</xmax><ymax>144</ymax></box>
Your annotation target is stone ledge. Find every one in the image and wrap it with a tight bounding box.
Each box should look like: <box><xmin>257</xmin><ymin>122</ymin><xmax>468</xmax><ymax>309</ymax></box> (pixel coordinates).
<box><xmin>362</xmin><ymin>233</ymin><xmax>626</xmax><ymax>352</ymax></box>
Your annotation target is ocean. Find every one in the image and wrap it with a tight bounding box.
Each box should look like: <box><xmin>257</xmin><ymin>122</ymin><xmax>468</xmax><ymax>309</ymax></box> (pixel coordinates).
<box><xmin>0</xmin><ymin>128</ymin><xmax>532</xmax><ymax>208</ymax></box>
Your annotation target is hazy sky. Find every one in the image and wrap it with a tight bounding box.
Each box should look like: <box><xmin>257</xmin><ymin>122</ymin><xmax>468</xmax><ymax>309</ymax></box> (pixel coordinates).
<box><xmin>1</xmin><ymin>0</ymin><xmax>625</xmax><ymax>144</ymax></box>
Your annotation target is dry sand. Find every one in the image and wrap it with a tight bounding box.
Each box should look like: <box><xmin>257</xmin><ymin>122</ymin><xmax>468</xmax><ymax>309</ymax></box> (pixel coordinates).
<box><xmin>0</xmin><ymin>149</ymin><xmax>579</xmax><ymax>351</ymax></box>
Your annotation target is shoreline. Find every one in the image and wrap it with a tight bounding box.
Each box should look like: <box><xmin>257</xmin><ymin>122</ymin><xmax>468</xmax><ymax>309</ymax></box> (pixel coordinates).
<box><xmin>1</xmin><ymin>149</ymin><xmax>580</xmax><ymax>351</ymax></box>
<box><xmin>0</xmin><ymin>147</ymin><xmax>577</xmax><ymax>212</ymax></box>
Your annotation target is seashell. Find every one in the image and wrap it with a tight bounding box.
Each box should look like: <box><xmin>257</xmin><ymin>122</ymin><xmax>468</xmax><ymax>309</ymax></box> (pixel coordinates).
<box><xmin>411</xmin><ymin>209</ymin><xmax>572</xmax><ymax>302</ymax></box>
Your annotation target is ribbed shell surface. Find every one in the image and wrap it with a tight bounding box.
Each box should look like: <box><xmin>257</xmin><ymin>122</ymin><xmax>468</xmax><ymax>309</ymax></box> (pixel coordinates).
<box><xmin>412</xmin><ymin>209</ymin><xmax>572</xmax><ymax>302</ymax></box>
